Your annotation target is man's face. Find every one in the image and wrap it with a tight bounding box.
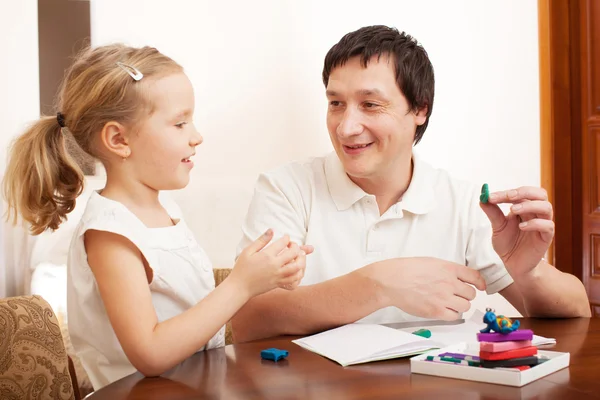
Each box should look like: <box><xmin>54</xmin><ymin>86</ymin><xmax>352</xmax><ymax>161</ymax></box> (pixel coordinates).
<box><xmin>326</xmin><ymin>55</ymin><xmax>427</xmax><ymax>184</ymax></box>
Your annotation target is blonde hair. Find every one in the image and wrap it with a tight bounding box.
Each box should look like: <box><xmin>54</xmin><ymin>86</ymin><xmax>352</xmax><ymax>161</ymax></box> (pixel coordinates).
<box><xmin>3</xmin><ymin>44</ymin><xmax>182</xmax><ymax>234</ymax></box>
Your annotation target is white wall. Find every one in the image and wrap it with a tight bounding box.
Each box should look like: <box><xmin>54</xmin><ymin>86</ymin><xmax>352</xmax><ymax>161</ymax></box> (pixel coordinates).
<box><xmin>90</xmin><ymin>0</ymin><xmax>540</xmax><ymax>269</ymax></box>
<box><xmin>0</xmin><ymin>0</ymin><xmax>40</xmax><ymax>297</ymax></box>
<box><xmin>0</xmin><ymin>0</ymin><xmax>40</xmax><ymax>176</ymax></box>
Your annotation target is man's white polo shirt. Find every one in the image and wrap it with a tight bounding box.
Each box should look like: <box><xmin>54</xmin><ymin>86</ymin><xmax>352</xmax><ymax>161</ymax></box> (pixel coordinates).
<box><xmin>237</xmin><ymin>151</ymin><xmax>514</xmax><ymax>324</ymax></box>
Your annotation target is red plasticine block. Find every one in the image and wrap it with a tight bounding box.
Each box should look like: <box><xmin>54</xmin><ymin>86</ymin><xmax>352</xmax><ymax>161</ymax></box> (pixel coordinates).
<box><xmin>480</xmin><ymin>340</ymin><xmax>532</xmax><ymax>353</ymax></box>
<box><xmin>513</xmin><ymin>365</ymin><xmax>531</xmax><ymax>371</ymax></box>
<box><xmin>477</xmin><ymin>329</ymin><xmax>533</xmax><ymax>342</ymax></box>
<box><xmin>496</xmin><ymin>365</ymin><xmax>531</xmax><ymax>372</ymax></box>
<box><xmin>480</xmin><ymin>346</ymin><xmax>538</xmax><ymax>361</ymax></box>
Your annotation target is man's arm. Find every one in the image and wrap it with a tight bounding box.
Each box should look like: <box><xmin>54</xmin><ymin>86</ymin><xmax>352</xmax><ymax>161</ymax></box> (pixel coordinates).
<box><xmin>232</xmin><ymin>268</ymin><xmax>384</xmax><ymax>343</ymax></box>
<box><xmin>500</xmin><ymin>260</ymin><xmax>591</xmax><ymax>318</ymax></box>
<box><xmin>232</xmin><ymin>256</ymin><xmax>489</xmax><ymax>342</ymax></box>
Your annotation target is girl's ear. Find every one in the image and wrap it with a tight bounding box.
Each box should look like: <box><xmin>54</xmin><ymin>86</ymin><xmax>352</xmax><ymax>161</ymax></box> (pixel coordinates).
<box><xmin>100</xmin><ymin>121</ymin><xmax>131</xmax><ymax>159</ymax></box>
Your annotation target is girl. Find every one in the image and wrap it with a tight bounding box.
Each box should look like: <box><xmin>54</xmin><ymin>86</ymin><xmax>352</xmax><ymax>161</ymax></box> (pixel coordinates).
<box><xmin>2</xmin><ymin>44</ymin><xmax>310</xmax><ymax>390</ymax></box>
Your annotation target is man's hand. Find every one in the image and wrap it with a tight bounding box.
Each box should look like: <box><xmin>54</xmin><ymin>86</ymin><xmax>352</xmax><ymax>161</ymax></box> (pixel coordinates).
<box><xmin>480</xmin><ymin>186</ymin><xmax>554</xmax><ymax>279</ymax></box>
<box><xmin>362</xmin><ymin>257</ymin><xmax>487</xmax><ymax>320</ymax></box>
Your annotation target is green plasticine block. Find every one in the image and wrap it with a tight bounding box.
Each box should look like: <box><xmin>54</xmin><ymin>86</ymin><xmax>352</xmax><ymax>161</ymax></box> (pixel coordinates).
<box><xmin>412</xmin><ymin>328</ymin><xmax>432</xmax><ymax>338</ymax></box>
<box><xmin>480</xmin><ymin>183</ymin><xmax>490</xmax><ymax>203</ymax></box>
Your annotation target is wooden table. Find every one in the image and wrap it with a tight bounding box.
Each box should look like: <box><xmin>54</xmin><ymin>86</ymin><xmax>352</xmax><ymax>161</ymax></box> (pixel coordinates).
<box><xmin>88</xmin><ymin>318</ymin><xmax>600</xmax><ymax>399</ymax></box>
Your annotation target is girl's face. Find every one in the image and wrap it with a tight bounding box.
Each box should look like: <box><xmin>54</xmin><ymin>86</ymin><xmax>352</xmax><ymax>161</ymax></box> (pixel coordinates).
<box><xmin>127</xmin><ymin>72</ymin><xmax>203</xmax><ymax>191</ymax></box>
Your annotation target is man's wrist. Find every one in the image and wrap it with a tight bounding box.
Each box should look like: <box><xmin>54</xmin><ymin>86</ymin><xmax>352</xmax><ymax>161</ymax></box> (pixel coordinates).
<box><xmin>510</xmin><ymin>259</ymin><xmax>545</xmax><ymax>287</ymax></box>
<box><xmin>354</xmin><ymin>263</ymin><xmax>390</xmax><ymax>309</ymax></box>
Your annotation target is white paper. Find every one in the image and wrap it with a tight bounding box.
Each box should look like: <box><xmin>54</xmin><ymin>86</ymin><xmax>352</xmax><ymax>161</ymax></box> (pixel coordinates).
<box><xmin>292</xmin><ymin>324</ymin><xmax>442</xmax><ymax>366</ymax></box>
<box><xmin>532</xmin><ymin>335</ymin><xmax>556</xmax><ymax>346</ymax></box>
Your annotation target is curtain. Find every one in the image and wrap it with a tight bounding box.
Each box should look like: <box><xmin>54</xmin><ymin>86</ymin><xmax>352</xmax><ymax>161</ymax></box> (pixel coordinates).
<box><xmin>1</xmin><ymin>198</ymin><xmax>37</xmax><ymax>298</ymax></box>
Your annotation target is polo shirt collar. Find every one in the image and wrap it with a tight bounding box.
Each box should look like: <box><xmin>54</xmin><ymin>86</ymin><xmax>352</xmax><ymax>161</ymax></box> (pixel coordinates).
<box><xmin>324</xmin><ymin>151</ymin><xmax>436</xmax><ymax>214</ymax></box>
<box><xmin>400</xmin><ymin>152</ymin><xmax>436</xmax><ymax>214</ymax></box>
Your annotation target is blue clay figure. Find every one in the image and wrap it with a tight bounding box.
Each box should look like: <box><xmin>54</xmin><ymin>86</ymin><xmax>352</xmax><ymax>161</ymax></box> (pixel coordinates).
<box><xmin>480</xmin><ymin>307</ymin><xmax>520</xmax><ymax>334</ymax></box>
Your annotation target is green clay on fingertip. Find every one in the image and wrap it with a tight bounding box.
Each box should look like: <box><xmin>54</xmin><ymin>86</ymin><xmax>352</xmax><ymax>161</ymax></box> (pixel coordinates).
<box><xmin>480</xmin><ymin>183</ymin><xmax>490</xmax><ymax>203</ymax></box>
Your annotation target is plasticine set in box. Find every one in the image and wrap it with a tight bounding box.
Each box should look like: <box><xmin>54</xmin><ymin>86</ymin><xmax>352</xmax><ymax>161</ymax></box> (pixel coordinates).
<box><xmin>410</xmin><ymin>308</ymin><xmax>570</xmax><ymax>387</ymax></box>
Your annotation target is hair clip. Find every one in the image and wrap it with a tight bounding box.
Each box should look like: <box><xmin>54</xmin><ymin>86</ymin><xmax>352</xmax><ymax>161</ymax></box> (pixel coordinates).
<box><xmin>116</xmin><ymin>62</ymin><xmax>144</xmax><ymax>81</ymax></box>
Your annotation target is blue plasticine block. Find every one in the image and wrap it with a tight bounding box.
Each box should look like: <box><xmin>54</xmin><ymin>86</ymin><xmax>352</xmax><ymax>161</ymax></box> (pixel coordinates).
<box><xmin>261</xmin><ymin>348</ymin><xmax>289</xmax><ymax>362</ymax></box>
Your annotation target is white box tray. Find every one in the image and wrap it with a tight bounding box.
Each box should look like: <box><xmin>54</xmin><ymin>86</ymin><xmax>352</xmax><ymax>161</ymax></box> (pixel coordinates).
<box><xmin>410</xmin><ymin>343</ymin><xmax>570</xmax><ymax>387</ymax></box>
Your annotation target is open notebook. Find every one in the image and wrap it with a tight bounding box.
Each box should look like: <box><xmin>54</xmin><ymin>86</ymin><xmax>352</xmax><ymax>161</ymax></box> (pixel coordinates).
<box><xmin>292</xmin><ymin>324</ymin><xmax>443</xmax><ymax>367</ymax></box>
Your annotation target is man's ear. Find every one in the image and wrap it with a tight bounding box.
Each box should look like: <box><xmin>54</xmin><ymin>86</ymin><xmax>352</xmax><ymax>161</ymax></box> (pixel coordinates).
<box><xmin>414</xmin><ymin>104</ymin><xmax>428</xmax><ymax>126</ymax></box>
<box><xmin>100</xmin><ymin>121</ymin><xmax>131</xmax><ymax>159</ymax></box>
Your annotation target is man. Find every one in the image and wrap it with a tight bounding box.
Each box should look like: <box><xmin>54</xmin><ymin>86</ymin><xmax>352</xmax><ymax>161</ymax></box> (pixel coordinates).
<box><xmin>232</xmin><ymin>25</ymin><xmax>591</xmax><ymax>342</ymax></box>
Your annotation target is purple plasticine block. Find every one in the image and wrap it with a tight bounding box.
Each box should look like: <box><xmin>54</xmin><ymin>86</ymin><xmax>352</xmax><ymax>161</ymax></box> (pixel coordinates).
<box><xmin>438</xmin><ymin>352</ymin><xmax>481</xmax><ymax>361</ymax></box>
<box><xmin>477</xmin><ymin>329</ymin><xmax>533</xmax><ymax>343</ymax></box>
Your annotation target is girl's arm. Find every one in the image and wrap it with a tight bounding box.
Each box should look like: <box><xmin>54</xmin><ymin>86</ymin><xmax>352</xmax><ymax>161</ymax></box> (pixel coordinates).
<box><xmin>85</xmin><ymin>229</ymin><xmax>302</xmax><ymax>377</ymax></box>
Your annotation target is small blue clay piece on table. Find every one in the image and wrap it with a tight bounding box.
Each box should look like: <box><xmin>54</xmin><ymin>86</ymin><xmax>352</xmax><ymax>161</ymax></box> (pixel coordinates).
<box><xmin>261</xmin><ymin>348</ymin><xmax>289</xmax><ymax>362</ymax></box>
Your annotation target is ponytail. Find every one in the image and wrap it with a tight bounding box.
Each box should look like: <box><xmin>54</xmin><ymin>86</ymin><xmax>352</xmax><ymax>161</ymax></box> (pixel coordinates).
<box><xmin>3</xmin><ymin>116</ymin><xmax>84</xmax><ymax>235</ymax></box>
<box><xmin>3</xmin><ymin>44</ymin><xmax>182</xmax><ymax>234</ymax></box>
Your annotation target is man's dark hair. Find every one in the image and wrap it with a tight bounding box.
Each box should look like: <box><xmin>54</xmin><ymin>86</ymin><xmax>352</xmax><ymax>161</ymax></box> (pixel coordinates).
<box><xmin>322</xmin><ymin>25</ymin><xmax>434</xmax><ymax>144</ymax></box>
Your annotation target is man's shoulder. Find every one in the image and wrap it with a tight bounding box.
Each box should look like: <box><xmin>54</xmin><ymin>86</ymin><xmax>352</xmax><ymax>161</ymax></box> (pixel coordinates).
<box><xmin>259</xmin><ymin>153</ymin><xmax>330</xmax><ymax>188</ymax></box>
<box><xmin>417</xmin><ymin>157</ymin><xmax>480</xmax><ymax>203</ymax></box>
<box><xmin>434</xmin><ymin>167</ymin><xmax>479</xmax><ymax>193</ymax></box>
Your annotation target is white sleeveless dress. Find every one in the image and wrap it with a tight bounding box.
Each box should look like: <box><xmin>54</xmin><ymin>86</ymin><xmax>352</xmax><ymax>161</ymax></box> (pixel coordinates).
<box><xmin>67</xmin><ymin>191</ymin><xmax>225</xmax><ymax>390</ymax></box>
